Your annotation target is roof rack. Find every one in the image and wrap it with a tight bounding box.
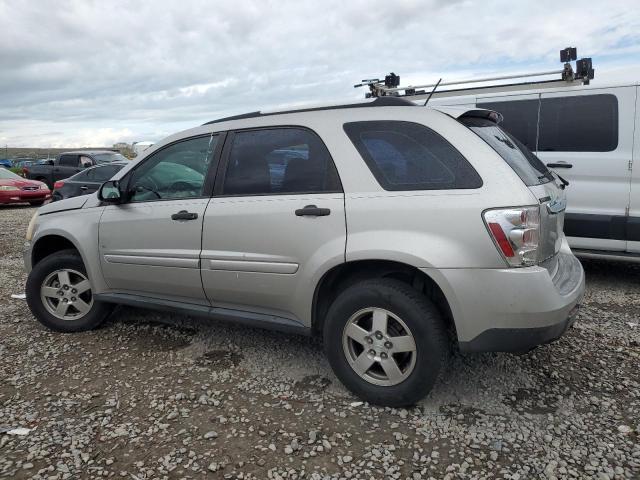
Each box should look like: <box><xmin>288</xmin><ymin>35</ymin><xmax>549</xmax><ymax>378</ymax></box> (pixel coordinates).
<box><xmin>203</xmin><ymin>96</ymin><xmax>415</xmax><ymax>125</ymax></box>
<box><xmin>355</xmin><ymin>46</ymin><xmax>594</xmax><ymax>101</ymax></box>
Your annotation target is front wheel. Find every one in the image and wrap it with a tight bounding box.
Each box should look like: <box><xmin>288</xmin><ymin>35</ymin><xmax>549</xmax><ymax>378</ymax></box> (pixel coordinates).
<box><xmin>324</xmin><ymin>279</ymin><xmax>448</xmax><ymax>407</ymax></box>
<box><xmin>26</xmin><ymin>249</ymin><xmax>113</xmax><ymax>332</ymax></box>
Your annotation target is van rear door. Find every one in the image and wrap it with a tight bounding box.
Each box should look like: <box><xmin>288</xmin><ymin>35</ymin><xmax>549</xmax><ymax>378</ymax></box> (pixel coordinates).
<box><xmin>537</xmin><ymin>87</ymin><xmax>635</xmax><ymax>252</ymax></box>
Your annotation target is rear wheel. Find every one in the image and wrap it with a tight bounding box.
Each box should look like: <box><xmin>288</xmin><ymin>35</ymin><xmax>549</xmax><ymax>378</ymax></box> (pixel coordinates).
<box><xmin>26</xmin><ymin>249</ymin><xmax>113</xmax><ymax>332</ymax></box>
<box><xmin>324</xmin><ymin>279</ymin><xmax>448</xmax><ymax>407</ymax></box>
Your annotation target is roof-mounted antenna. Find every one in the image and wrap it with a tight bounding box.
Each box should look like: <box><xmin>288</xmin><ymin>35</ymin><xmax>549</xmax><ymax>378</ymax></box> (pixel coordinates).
<box><xmin>423</xmin><ymin>78</ymin><xmax>442</xmax><ymax>106</ymax></box>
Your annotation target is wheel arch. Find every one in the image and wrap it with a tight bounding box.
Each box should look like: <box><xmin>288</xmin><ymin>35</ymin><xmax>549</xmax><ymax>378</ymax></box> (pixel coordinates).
<box><xmin>312</xmin><ymin>259</ymin><xmax>457</xmax><ymax>341</ymax></box>
<box><xmin>31</xmin><ymin>234</ymin><xmax>82</xmax><ymax>267</ymax></box>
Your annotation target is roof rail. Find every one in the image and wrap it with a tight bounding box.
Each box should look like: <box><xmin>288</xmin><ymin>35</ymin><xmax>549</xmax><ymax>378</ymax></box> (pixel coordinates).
<box><xmin>355</xmin><ymin>46</ymin><xmax>594</xmax><ymax>101</ymax></box>
<box><xmin>202</xmin><ymin>97</ymin><xmax>415</xmax><ymax>125</ymax></box>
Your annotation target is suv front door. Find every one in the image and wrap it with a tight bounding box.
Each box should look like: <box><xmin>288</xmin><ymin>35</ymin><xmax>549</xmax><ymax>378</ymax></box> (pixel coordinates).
<box><xmin>201</xmin><ymin>127</ymin><xmax>346</xmax><ymax>325</ymax></box>
<box><xmin>99</xmin><ymin>134</ymin><xmax>222</xmax><ymax>304</ymax></box>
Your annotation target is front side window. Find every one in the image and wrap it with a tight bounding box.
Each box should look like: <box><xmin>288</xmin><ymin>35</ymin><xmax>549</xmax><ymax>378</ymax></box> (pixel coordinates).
<box><xmin>538</xmin><ymin>94</ymin><xmax>618</xmax><ymax>152</ymax></box>
<box><xmin>344</xmin><ymin>121</ymin><xmax>482</xmax><ymax>191</ymax></box>
<box><xmin>129</xmin><ymin>135</ymin><xmax>217</xmax><ymax>202</ymax></box>
<box><xmin>222</xmin><ymin>128</ymin><xmax>341</xmax><ymax>195</ymax></box>
<box><xmin>477</xmin><ymin>99</ymin><xmax>539</xmax><ymax>150</ymax></box>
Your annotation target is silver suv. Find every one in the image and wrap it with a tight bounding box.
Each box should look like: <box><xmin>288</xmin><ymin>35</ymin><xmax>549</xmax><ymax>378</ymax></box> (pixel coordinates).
<box><xmin>24</xmin><ymin>97</ymin><xmax>584</xmax><ymax>406</ymax></box>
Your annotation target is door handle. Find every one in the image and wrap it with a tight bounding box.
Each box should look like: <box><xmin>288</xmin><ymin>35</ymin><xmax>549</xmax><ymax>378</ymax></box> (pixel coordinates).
<box><xmin>546</xmin><ymin>162</ymin><xmax>573</xmax><ymax>169</ymax></box>
<box><xmin>171</xmin><ymin>210</ymin><xmax>198</xmax><ymax>221</ymax></box>
<box><xmin>80</xmin><ymin>186</ymin><xmax>88</xmax><ymax>190</ymax></box>
<box><xmin>295</xmin><ymin>205</ymin><xmax>331</xmax><ymax>217</ymax></box>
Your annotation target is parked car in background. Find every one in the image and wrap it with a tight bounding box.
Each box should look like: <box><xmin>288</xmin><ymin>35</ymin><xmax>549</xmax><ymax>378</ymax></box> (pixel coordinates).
<box><xmin>51</xmin><ymin>162</ymin><xmax>126</xmax><ymax>202</ymax></box>
<box><xmin>0</xmin><ymin>159</ymin><xmax>13</xmax><ymax>169</ymax></box>
<box><xmin>430</xmin><ymin>81</ymin><xmax>640</xmax><ymax>262</ymax></box>
<box><xmin>0</xmin><ymin>168</ymin><xmax>50</xmax><ymax>205</ymax></box>
<box><xmin>24</xmin><ymin>150</ymin><xmax>127</xmax><ymax>189</ymax></box>
<box><xmin>24</xmin><ymin>97</ymin><xmax>584</xmax><ymax>406</ymax></box>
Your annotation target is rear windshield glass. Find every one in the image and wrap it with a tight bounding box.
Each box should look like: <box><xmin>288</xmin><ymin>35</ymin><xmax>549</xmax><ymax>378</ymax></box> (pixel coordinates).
<box><xmin>93</xmin><ymin>153</ymin><xmax>127</xmax><ymax>163</ymax></box>
<box><xmin>461</xmin><ymin>116</ymin><xmax>552</xmax><ymax>186</ymax></box>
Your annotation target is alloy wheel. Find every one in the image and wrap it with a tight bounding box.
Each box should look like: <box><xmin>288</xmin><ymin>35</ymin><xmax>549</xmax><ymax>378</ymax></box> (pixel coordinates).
<box><xmin>40</xmin><ymin>269</ymin><xmax>93</xmax><ymax>321</ymax></box>
<box><xmin>342</xmin><ymin>307</ymin><xmax>417</xmax><ymax>386</ymax></box>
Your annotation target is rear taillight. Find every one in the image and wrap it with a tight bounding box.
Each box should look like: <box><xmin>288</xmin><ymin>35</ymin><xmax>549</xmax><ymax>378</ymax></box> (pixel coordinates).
<box><xmin>53</xmin><ymin>181</ymin><xmax>64</xmax><ymax>190</ymax></box>
<box><xmin>483</xmin><ymin>206</ymin><xmax>540</xmax><ymax>267</ymax></box>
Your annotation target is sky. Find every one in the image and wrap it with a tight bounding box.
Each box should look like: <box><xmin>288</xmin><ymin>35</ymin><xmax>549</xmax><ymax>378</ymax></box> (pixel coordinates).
<box><xmin>1</xmin><ymin>0</ymin><xmax>640</xmax><ymax>148</ymax></box>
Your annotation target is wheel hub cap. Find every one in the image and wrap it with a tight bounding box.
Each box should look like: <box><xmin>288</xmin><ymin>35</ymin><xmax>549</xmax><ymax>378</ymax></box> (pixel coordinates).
<box><xmin>40</xmin><ymin>269</ymin><xmax>93</xmax><ymax>321</ymax></box>
<box><xmin>342</xmin><ymin>307</ymin><xmax>417</xmax><ymax>387</ymax></box>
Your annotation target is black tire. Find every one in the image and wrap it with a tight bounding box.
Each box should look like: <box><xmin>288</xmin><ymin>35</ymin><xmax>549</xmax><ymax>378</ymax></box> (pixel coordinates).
<box><xmin>324</xmin><ymin>278</ymin><xmax>448</xmax><ymax>407</ymax></box>
<box><xmin>29</xmin><ymin>200</ymin><xmax>45</xmax><ymax>206</ymax></box>
<box><xmin>26</xmin><ymin>249</ymin><xmax>113</xmax><ymax>332</ymax></box>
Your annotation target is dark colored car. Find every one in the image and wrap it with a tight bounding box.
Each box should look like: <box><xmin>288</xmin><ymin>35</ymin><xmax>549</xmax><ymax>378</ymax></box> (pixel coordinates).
<box><xmin>25</xmin><ymin>150</ymin><xmax>127</xmax><ymax>189</ymax></box>
<box><xmin>51</xmin><ymin>162</ymin><xmax>127</xmax><ymax>202</ymax></box>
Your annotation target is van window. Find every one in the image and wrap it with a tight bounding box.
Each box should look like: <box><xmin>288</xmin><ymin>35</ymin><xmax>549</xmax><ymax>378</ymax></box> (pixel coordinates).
<box><xmin>222</xmin><ymin>128</ymin><xmax>341</xmax><ymax>196</ymax></box>
<box><xmin>476</xmin><ymin>99</ymin><xmax>539</xmax><ymax>151</ymax></box>
<box><xmin>538</xmin><ymin>94</ymin><xmax>618</xmax><ymax>152</ymax></box>
<box><xmin>343</xmin><ymin>121</ymin><xmax>482</xmax><ymax>191</ymax></box>
<box><xmin>461</xmin><ymin>116</ymin><xmax>552</xmax><ymax>186</ymax></box>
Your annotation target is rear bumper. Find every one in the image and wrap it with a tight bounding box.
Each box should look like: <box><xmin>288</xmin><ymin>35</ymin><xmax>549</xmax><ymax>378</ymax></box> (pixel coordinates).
<box><xmin>426</xmin><ymin>250</ymin><xmax>585</xmax><ymax>353</ymax></box>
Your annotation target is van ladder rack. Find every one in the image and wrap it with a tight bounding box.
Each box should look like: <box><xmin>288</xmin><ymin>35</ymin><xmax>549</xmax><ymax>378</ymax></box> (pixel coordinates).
<box><xmin>355</xmin><ymin>47</ymin><xmax>594</xmax><ymax>101</ymax></box>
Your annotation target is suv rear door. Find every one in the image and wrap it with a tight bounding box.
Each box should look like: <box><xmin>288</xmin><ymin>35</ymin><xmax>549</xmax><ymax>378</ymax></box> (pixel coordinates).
<box><xmin>200</xmin><ymin>126</ymin><xmax>346</xmax><ymax>326</ymax></box>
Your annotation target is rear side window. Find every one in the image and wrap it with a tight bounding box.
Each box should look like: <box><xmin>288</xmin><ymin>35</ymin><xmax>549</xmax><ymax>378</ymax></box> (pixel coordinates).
<box><xmin>462</xmin><ymin>116</ymin><xmax>551</xmax><ymax>186</ymax></box>
<box><xmin>84</xmin><ymin>165</ymin><xmax>123</xmax><ymax>182</ymax></box>
<box><xmin>477</xmin><ymin>99</ymin><xmax>539</xmax><ymax>150</ymax></box>
<box><xmin>538</xmin><ymin>94</ymin><xmax>618</xmax><ymax>152</ymax></box>
<box><xmin>343</xmin><ymin>121</ymin><xmax>482</xmax><ymax>191</ymax></box>
<box><xmin>59</xmin><ymin>155</ymin><xmax>78</xmax><ymax>167</ymax></box>
<box><xmin>222</xmin><ymin>128</ymin><xmax>341</xmax><ymax>196</ymax></box>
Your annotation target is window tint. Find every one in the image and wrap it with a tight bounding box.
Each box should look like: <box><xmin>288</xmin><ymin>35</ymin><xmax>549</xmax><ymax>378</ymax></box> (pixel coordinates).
<box><xmin>94</xmin><ymin>153</ymin><xmax>127</xmax><ymax>163</ymax></box>
<box><xmin>129</xmin><ymin>135</ymin><xmax>217</xmax><ymax>202</ymax></box>
<box><xmin>538</xmin><ymin>94</ymin><xmax>618</xmax><ymax>152</ymax></box>
<box><xmin>222</xmin><ymin>128</ymin><xmax>341</xmax><ymax>195</ymax></box>
<box><xmin>477</xmin><ymin>99</ymin><xmax>539</xmax><ymax>150</ymax></box>
<box><xmin>462</xmin><ymin>116</ymin><xmax>551</xmax><ymax>186</ymax></box>
<box><xmin>59</xmin><ymin>155</ymin><xmax>79</xmax><ymax>167</ymax></box>
<box><xmin>343</xmin><ymin>121</ymin><xmax>482</xmax><ymax>191</ymax></box>
<box><xmin>83</xmin><ymin>164</ymin><xmax>123</xmax><ymax>182</ymax></box>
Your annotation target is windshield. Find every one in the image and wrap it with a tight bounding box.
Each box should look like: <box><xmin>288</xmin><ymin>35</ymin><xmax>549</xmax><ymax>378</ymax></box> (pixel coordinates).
<box><xmin>93</xmin><ymin>153</ymin><xmax>127</xmax><ymax>163</ymax></box>
<box><xmin>0</xmin><ymin>168</ymin><xmax>21</xmax><ymax>180</ymax></box>
<box><xmin>461</xmin><ymin>116</ymin><xmax>552</xmax><ymax>186</ymax></box>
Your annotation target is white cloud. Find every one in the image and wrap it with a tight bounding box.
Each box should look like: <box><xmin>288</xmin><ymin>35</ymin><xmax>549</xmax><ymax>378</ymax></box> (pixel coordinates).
<box><xmin>0</xmin><ymin>0</ymin><xmax>639</xmax><ymax>147</ymax></box>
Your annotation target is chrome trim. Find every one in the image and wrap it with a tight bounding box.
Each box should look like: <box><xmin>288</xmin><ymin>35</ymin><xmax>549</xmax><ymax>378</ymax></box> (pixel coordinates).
<box><xmin>103</xmin><ymin>254</ymin><xmax>199</xmax><ymax>269</ymax></box>
<box><xmin>205</xmin><ymin>259</ymin><xmax>299</xmax><ymax>274</ymax></box>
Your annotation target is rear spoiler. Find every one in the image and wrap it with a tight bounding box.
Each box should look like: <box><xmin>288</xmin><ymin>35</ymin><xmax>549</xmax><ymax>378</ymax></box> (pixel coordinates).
<box><xmin>430</xmin><ymin>106</ymin><xmax>503</xmax><ymax>124</ymax></box>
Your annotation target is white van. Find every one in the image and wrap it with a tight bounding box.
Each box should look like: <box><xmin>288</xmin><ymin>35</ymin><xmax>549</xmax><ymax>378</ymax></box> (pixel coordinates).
<box><xmin>429</xmin><ymin>81</ymin><xmax>640</xmax><ymax>261</ymax></box>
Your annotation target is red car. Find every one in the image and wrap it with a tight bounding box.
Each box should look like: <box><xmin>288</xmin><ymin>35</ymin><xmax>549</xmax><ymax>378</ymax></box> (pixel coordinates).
<box><xmin>0</xmin><ymin>168</ymin><xmax>51</xmax><ymax>206</ymax></box>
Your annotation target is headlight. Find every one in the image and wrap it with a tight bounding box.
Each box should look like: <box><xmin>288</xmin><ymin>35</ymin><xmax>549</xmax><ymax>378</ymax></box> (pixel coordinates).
<box><xmin>39</xmin><ymin>183</ymin><xmax>49</xmax><ymax>190</ymax></box>
<box><xmin>26</xmin><ymin>212</ymin><xmax>39</xmax><ymax>241</ymax></box>
<box><xmin>0</xmin><ymin>185</ymin><xmax>19</xmax><ymax>191</ymax></box>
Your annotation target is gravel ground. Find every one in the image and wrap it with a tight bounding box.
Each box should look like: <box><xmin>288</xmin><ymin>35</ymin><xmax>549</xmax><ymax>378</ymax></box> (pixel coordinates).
<box><xmin>1</xmin><ymin>205</ymin><xmax>639</xmax><ymax>480</ymax></box>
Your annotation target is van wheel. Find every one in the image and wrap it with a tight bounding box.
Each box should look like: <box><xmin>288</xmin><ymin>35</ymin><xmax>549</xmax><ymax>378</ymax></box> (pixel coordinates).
<box><xmin>26</xmin><ymin>249</ymin><xmax>113</xmax><ymax>332</ymax></box>
<box><xmin>324</xmin><ymin>279</ymin><xmax>447</xmax><ymax>407</ymax></box>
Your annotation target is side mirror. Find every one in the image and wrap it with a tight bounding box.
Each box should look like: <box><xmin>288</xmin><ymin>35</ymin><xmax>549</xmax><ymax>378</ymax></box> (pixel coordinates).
<box><xmin>98</xmin><ymin>180</ymin><xmax>123</xmax><ymax>203</ymax></box>
<box><xmin>47</xmin><ymin>159</ymin><xmax>54</xmax><ymax>166</ymax></box>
